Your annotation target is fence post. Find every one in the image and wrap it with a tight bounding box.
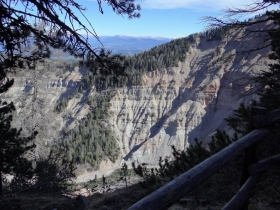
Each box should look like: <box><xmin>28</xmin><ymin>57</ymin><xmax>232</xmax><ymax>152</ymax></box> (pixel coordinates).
<box><xmin>239</xmin><ymin>106</ymin><xmax>267</xmax><ymax>209</ymax></box>
<box><xmin>127</xmin><ymin>129</ymin><xmax>269</xmax><ymax>210</ymax></box>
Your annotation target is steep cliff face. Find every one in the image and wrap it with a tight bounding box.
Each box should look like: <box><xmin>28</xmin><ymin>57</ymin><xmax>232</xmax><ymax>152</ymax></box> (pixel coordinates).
<box><xmin>109</xmin><ymin>25</ymin><xmax>273</xmax><ymax>164</ymax></box>
<box><xmin>1</xmin><ymin>18</ymin><xmax>273</xmax><ymax>168</ymax></box>
<box><xmin>1</xmin><ymin>63</ymin><xmax>90</xmax><ymax>155</ymax></box>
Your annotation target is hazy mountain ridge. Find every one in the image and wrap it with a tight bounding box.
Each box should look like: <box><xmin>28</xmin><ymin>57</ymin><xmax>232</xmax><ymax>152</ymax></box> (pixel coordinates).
<box><xmin>1</xmin><ymin>16</ymin><xmax>275</xmax><ymax>177</ymax></box>
<box><xmin>89</xmin><ymin>35</ymin><xmax>173</xmax><ymax>55</ymax></box>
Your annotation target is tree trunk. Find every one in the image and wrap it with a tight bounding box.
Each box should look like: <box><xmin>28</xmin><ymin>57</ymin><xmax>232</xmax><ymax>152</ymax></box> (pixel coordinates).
<box><xmin>222</xmin><ymin>173</ymin><xmax>264</xmax><ymax>210</ymax></box>
<box><xmin>249</xmin><ymin>154</ymin><xmax>280</xmax><ymax>175</ymax></box>
<box><xmin>239</xmin><ymin>106</ymin><xmax>267</xmax><ymax>210</ymax></box>
<box><xmin>0</xmin><ymin>171</ymin><xmax>2</xmax><ymax>196</ymax></box>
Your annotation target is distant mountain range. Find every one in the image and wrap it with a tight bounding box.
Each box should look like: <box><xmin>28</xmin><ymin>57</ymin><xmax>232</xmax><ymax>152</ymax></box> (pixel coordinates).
<box><xmin>88</xmin><ymin>35</ymin><xmax>173</xmax><ymax>55</ymax></box>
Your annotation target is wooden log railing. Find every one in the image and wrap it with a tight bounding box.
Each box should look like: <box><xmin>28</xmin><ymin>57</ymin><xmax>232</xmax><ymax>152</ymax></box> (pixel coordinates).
<box><xmin>127</xmin><ymin>109</ymin><xmax>280</xmax><ymax>210</ymax></box>
<box><xmin>127</xmin><ymin>129</ymin><xmax>269</xmax><ymax>210</ymax></box>
<box><xmin>238</xmin><ymin>106</ymin><xmax>268</xmax><ymax>209</ymax></box>
<box><xmin>222</xmin><ymin>172</ymin><xmax>264</xmax><ymax>210</ymax></box>
<box><xmin>249</xmin><ymin>154</ymin><xmax>280</xmax><ymax>175</ymax></box>
<box><xmin>223</xmin><ymin>154</ymin><xmax>280</xmax><ymax>210</ymax></box>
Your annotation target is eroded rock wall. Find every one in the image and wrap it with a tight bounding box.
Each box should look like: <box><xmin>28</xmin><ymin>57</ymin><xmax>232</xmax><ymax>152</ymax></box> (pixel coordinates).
<box><xmin>108</xmin><ymin>29</ymin><xmax>272</xmax><ymax>164</ymax></box>
<box><xmin>1</xmin><ymin>19</ymin><xmax>274</xmax><ymax>167</ymax></box>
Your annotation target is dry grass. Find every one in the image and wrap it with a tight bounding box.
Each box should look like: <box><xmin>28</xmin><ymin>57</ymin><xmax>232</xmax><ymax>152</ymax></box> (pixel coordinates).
<box><xmin>86</xmin><ymin>182</ymin><xmax>160</xmax><ymax>210</ymax></box>
<box><xmin>1</xmin><ymin>154</ymin><xmax>279</xmax><ymax>210</ymax></box>
<box><xmin>0</xmin><ymin>195</ymin><xmax>76</xmax><ymax>210</ymax></box>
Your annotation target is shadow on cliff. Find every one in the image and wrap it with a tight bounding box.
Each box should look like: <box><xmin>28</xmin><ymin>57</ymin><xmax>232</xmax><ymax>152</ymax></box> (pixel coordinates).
<box><xmin>148</xmin><ymin>53</ymin><xmax>211</xmax><ymax>139</ymax></box>
<box><xmin>187</xmin><ymin>70</ymin><xmax>253</xmax><ymax>145</ymax></box>
<box><xmin>56</xmin><ymin>66</ymin><xmax>89</xmax><ymax>102</ymax></box>
<box><xmin>123</xmin><ymin>139</ymin><xmax>148</xmax><ymax>161</ymax></box>
<box><xmin>56</xmin><ymin>79</ymin><xmax>79</xmax><ymax>101</ymax></box>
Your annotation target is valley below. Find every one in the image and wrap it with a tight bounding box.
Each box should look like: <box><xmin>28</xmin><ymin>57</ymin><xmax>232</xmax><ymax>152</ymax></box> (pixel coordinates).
<box><xmin>1</xmin><ymin>17</ymin><xmax>274</xmax><ymax>178</ymax></box>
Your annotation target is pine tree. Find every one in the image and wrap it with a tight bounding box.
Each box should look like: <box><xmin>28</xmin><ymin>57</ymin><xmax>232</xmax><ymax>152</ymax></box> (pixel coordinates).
<box><xmin>120</xmin><ymin>163</ymin><xmax>129</xmax><ymax>187</ymax></box>
<box><xmin>257</xmin><ymin>10</ymin><xmax>280</xmax><ymax>110</ymax></box>
<box><xmin>225</xmin><ymin>103</ymin><xmax>252</xmax><ymax>137</ymax></box>
<box><xmin>0</xmin><ymin>101</ymin><xmax>37</xmax><ymax>196</ymax></box>
<box><xmin>208</xmin><ymin>130</ymin><xmax>238</xmax><ymax>154</ymax></box>
<box><xmin>0</xmin><ymin>0</ymin><xmax>141</xmax><ymax>195</ymax></box>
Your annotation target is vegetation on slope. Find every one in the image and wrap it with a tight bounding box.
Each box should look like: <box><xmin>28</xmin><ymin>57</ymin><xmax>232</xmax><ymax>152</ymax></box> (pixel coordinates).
<box><xmin>52</xmin><ymin>23</ymin><xmax>241</xmax><ymax>169</ymax></box>
<box><xmin>54</xmin><ymin>91</ymin><xmax>120</xmax><ymax>168</ymax></box>
<box><xmin>0</xmin><ymin>0</ymin><xmax>140</xmax><ymax>197</ymax></box>
<box><xmin>130</xmin><ymin>6</ymin><xmax>280</xmax><ymax>210</ymax></box>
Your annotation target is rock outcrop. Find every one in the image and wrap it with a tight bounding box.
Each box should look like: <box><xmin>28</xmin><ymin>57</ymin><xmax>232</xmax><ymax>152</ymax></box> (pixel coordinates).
<box><xmin>1</xmin><ymin>18</ymin><xmax>274</xmax><ymax>168</ymax></box>
<box><xmin>108</xmin><ymin>23</ymin><xmax>273</xmax><ymax>164</ymax></box>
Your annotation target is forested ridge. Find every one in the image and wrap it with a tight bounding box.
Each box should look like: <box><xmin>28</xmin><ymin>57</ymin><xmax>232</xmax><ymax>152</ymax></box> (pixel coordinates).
<box><xmin>0</xmin><ymin>0</ymin><xmax>280</xmax><ymax>208</ymax></box>
<box><xmin>129</xmin><ymin>8</ymin><xmax>280</xmax><ymax>210</ymax></box>
<box><xmin>52</xmin><ymin>25</ymin><xmax>233</xmax><ymax>168</ymax></box>
<box><xmin>0</xmin><ymin>0</ymin><xmax>141</xmax><ymax>196</ymax></box>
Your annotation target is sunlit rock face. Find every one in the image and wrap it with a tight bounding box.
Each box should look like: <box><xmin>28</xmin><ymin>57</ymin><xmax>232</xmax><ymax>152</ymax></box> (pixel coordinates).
<box><xmin>1</xmin><ymin>64</ymin><xmax>89</xmax><ymax>156</ymax></box>
<box><xmin>2</xmin><ymin>18</ymin><xmax>274</xmax><ymax>166</ymax></box>
<box><xmin>108</xmin><ymin>21</ymin><xmax>273</xmax><ymax>164</ymax></box>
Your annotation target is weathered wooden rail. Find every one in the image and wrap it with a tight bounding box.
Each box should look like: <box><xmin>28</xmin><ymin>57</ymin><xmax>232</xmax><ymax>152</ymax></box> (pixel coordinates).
<box><xmin>223</xmin><ymin>153</ymin><xmax>280</xmax><ymax>210</ymax></box>
<box><xmin>127</xmin><ymin>109</ymin><xmax>280</xmax><ymax>210</ymax></box>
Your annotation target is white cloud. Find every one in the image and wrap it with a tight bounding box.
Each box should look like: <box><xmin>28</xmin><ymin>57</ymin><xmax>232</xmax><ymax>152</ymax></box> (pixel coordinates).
<box><xmin>139</xmin><ymin>0</ymin><xmax>266</xmax><ymax>11</ymax></box>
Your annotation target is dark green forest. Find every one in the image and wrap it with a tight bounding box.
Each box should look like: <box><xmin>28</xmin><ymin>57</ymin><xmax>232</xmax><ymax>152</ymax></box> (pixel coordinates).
<box><xmin>54</xmin><ymin>90</ymin><xmax>119</xmax><ymax>168</ymax></box>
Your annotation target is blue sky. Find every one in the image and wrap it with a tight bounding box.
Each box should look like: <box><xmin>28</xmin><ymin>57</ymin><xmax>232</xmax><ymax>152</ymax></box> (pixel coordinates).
<box><xmin>77</xmin><ymin>0</ymin><xmax>277</xmax><ymax>38</ymax></box>
<box><xmin>13</xmin><ymin>0</ymin><xmax>278</xmax><ymax>38</ymax></box>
